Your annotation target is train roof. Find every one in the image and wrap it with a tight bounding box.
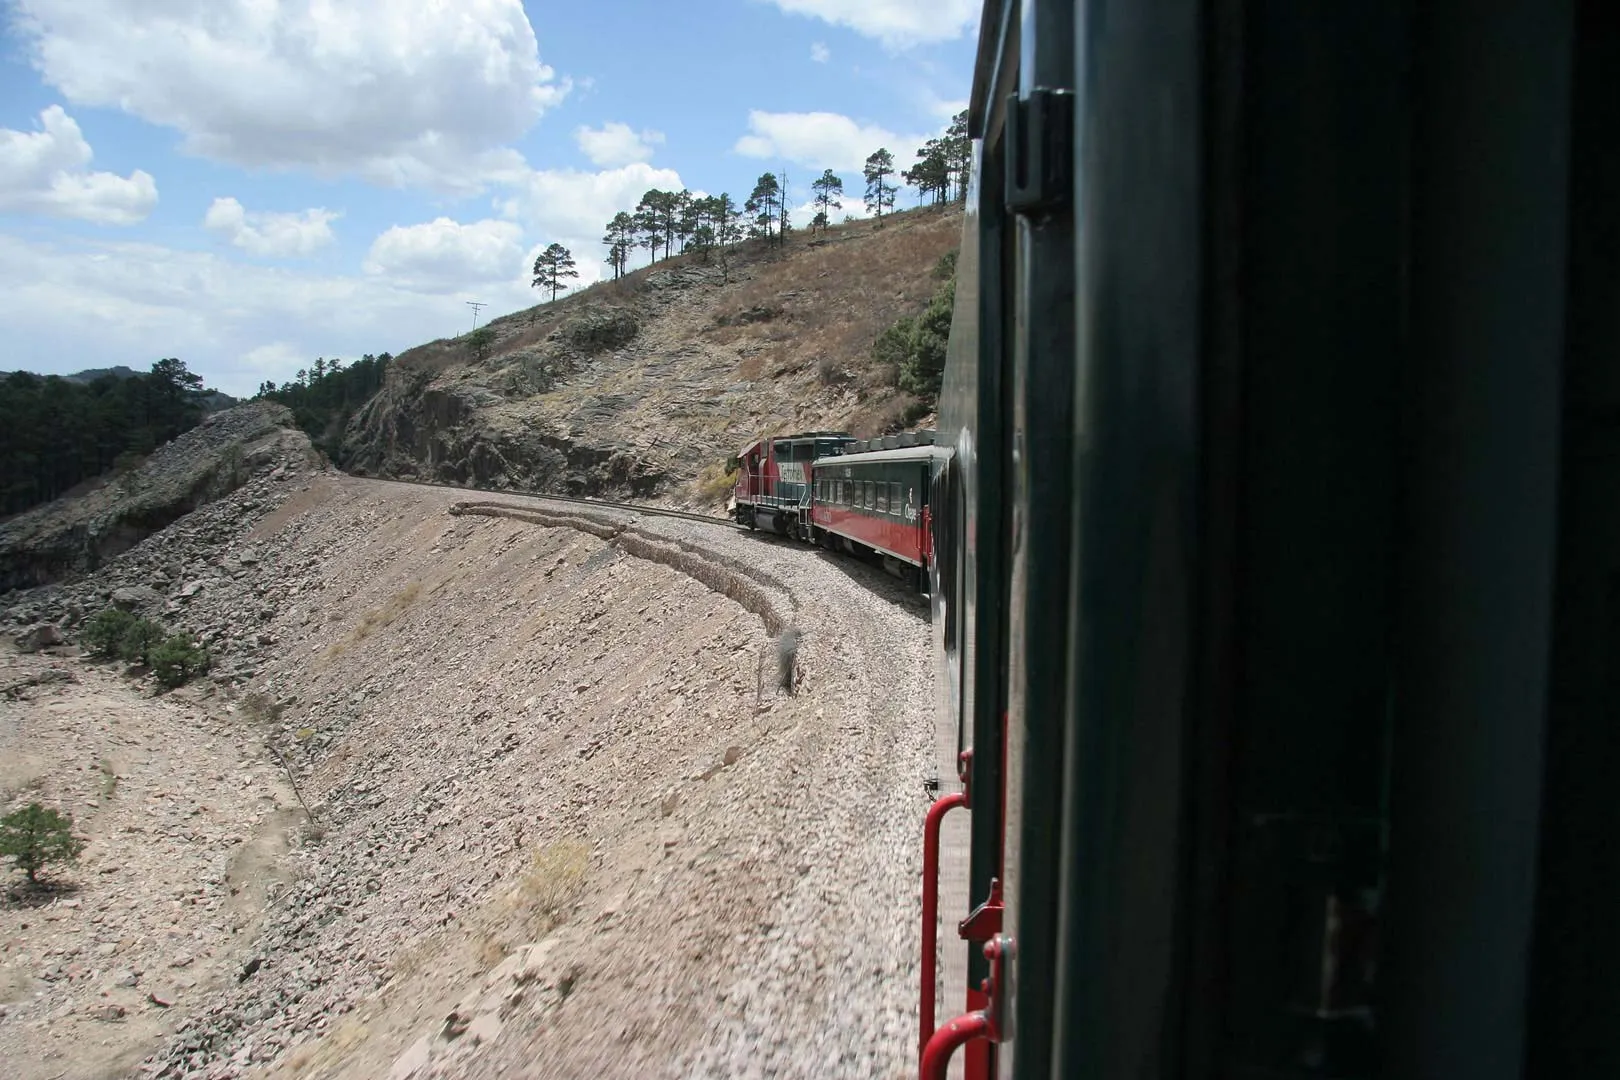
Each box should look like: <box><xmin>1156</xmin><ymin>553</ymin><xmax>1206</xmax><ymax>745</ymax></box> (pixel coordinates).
<box><xmin>736</xmin><ymin>431</ymin><xmax>854</xmax><ymax>456</ymax></box>
<box><xmin>815</xmin><ymin>445</ymin><xmax>937</xmax><ymax>467</ymax></box>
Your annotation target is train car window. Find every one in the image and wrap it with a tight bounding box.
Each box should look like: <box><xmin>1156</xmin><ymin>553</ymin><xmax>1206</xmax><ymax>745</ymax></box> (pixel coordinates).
<box><xmin>877</xmin><ymin>484</ymin><xmax>889</xmax><ymax>513</ymax></box>
<box><xmin>864</xmin><ymin>481</ymin><xmax>875</xmax><ymax>509</ymax></box>
<box><xmin>892</xmin><ymin>483</ymin><xmax>904</xmax><ymax>515</ymax></box>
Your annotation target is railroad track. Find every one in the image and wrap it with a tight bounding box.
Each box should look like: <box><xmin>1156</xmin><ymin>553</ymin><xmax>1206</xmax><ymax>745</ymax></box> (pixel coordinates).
<box><xmin>364</xmin><ymin>475</ymin><xmax>745</xmax><ymax>530</ymax></box>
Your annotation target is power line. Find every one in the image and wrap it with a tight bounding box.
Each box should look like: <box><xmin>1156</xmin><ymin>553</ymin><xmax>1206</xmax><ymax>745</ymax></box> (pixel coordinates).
<box><xmin>466</xmin><ymin>300</ymin><xmax>486</xmax><ymax>333</ymax></box>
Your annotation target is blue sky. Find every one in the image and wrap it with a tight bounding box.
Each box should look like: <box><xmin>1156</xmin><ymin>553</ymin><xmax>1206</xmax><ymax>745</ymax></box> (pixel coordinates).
<box><xmin>0</xmin><ymin>0</ymin><xmax>977</xmax><ymax>396</ymax></box>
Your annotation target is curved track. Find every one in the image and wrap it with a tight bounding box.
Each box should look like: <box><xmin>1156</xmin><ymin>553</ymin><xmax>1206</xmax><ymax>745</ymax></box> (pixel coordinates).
<box><xmin>362</xmin><ymin>474</ymin><xmax>744</xmax><ymax>530</ymax></box>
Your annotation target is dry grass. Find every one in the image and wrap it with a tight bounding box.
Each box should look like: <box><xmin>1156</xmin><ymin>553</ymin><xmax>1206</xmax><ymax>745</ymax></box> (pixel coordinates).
<box><xmin>691</xmin><ymin>461</ymin><xmax>739</xmax><ymax>505</ymax></box>
<box><xmin>392</xmin><ymin>337</ymin><xmax>467</xmax><ymax>375</ymax></box>
<box><xmin>703</xmin><ymin>208</ymin><xmax>960</xmax><ymax>391</ymax></box>
<box><xmin>469</xmin><ymin>839</ymin><xmax>591</xmax><ymax>971</ymax></box>
<box><xmin>848</xmin><ymin>393</ymin><xmax>929</xmax><ymax>439</ymax></box>
<box><xmin>327</xmin><ymin>581</ymin><xmax>423</xmax><ymax>658</ymax></box>
<box><xmin>489</xmin><ymin>314</ymin><xmax>564</xmax><ymax>358</ymax></box>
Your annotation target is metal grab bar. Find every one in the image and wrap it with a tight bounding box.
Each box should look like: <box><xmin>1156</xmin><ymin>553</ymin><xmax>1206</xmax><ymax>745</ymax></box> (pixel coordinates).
<box><xmin>920</xmin><ymin>791</ymin><xmax>968</xmax><ymax>1059</ymax></box>
<box><xmin>921</xmin><ymin>1011</ymin><xmax>990</xmax><ymax>1080</ymax></box>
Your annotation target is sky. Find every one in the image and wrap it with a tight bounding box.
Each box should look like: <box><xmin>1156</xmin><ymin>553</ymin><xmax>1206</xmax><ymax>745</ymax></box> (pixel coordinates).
<box><xmin>0</xmin><ymin>0</ymin><xmax>978</xmax><ymax>397</ymax></box>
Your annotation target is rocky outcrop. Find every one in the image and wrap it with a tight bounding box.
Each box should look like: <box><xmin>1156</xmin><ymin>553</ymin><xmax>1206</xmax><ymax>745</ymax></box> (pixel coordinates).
<box><xmin>338</xmin><ymin>208</ymin><xmax>962</xmax><ymax>507</ymax></box>
<box><xmin>343</xmin><ymin>371</ymin><xmax>665</xmax><ymax>496</ymax></box>
<box><xmin>0</xmin><ymin>402</ymin><xmax>317</xmax><ymax>592</ymax></box>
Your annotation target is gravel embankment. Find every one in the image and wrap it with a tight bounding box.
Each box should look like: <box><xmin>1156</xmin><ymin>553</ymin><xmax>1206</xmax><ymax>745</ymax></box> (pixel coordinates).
<box><xmin>5</xmin><ymin>477</ymin><xmax>935</xmax><ymax>1080</ymax></box>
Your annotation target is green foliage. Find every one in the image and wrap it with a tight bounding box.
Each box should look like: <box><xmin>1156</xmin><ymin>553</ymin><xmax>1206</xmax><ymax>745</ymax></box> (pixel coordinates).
<box><xmin>466</xmin><ymin>327</ymin><xmax>496</xmax><ymax>361</ymax></box>
<box><xmin>603</xmin><ymin>210</ymin><xmax>637</xmax><ymax>278</ymax></box>
<box><xmin>810</xmin><ymin>170</ymin><xmax>844</xmax><ymax>235</ymax></box>
<box><xmin>149</xmin><ymin>634</ymin><xmax>210</xmax><ymax>689</ymax></box>
<box><xmin>872</xmin><ymin>252</ymin><xmax>957</xmax><ymax>402</ymax></box>
<box><xmin>80</xmin><ymin>607</ymin><xmax>206</xmax><ymax>685</ymax></box>
<box><xmin>255</xmin><ymin>352</ymin><xmax>391</xmax><ymax>464</ymax></box>
<box><xmin>531</xmin><ymin>243</ymin><xmax>580</xmax><ymax>302</ymax></box>
<box><xmin>0</xmin><ymin>358</ymin><xmax>220</xmax><ymax>517</ymax></box>
<box><xmin>864</xmin><ymin>149</ymin><xmax>898</xmax><ymax>222</ymax></box>
<box><xmin>0</xmin><ymin>803</ymin><xmax>85</xmax><ymax>884</ymax></box>
<box><xmin>80</xmin><ymin>607</ymin><xmax>138</xmax><ymax>659</ymax></box>
<box><xmin>904</xmin><ymin>138</ymin><xmax>952</xmax><ymax>205</ymax></box>
<box><xmin>118</xmin><ymin>617</ymin><xmax>167</xmax><ymax>666</ymax></box>
<box><xmin>745</xmin><ymin>173</ymin><xmax>783</xmax><ymax>245</ymax></box>
<box><xmin>945</xmin><ymin>110</ymin><xmax>972</xmax><ymax>201</ymax></box>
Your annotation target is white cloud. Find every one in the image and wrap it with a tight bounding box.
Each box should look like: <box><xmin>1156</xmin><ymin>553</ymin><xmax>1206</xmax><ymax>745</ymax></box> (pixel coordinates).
<box><xmin>787</xmin><ymin>195</ymin><xmax>871</xmax><ymax>230</ymax></box>
<box><xmin>756</xmin><ymin>0</ymin><xmax>978</xmax><ymax>48</ymax></box>
<box><xmin>0</xmin><ymin>232</ymin><xmax>539</xmax><ymax>397</ymax></box>
<box><xmin>10</xmin><ymin>0</ymin><xmax>569</xmax><ymax>193</ymax></box>
<box><xmin>364</xmin><ymin>217</ymin><xmax>527</xmax><ymax>293</ymax></box>
<box><xmin>203</xmin><ymin>197</ymin><xmax>337</xmax><ymax>257</ymax></box>
<box><xmin>734</xmin><ymin>110</ymin><xmax>931</xmax><ymax>172</ymax></box>
<box><xmin>810</xmin><ymin>42</ymin><xmax>831</xmax><ymax>63</ymax></box>
<box><xmin>496</xmin><ymin>161</ymin><xmax>686</xmax><ymax>283</ymax></box>
<box><xmin>239</xmin><ymin>342</ymin><xmax>309</xmax><ymax>378</ymax></box>
<box><xmin>574</xmin><ymin>122</ymin><xmax>666</xmax><ymax>168</ymax></box>
<box><xmin>0</xmin><ymin>105</ymin><xmax>157</xmax><ymax>224</ymax></box>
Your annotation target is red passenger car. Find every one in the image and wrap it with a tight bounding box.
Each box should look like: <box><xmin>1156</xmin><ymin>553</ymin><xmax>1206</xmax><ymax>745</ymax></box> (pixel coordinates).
<box><xmin>808</xmin><ymin>441</ymin><xmax>933</xmax><ymax>588</ymax></box>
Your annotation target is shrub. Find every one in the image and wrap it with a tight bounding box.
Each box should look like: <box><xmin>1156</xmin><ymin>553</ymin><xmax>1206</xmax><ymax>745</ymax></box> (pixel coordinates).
<box><xmin>694</xmin><ymin>461</ymin><xmax>740</xmax><ymax>504</ymax></box>
<box><xmin>149</xmin><ymin>635</ymin><xmax>210</xmax><ymax>689</ymax></box>
<box><xmin>868</xmin><ymin>264</ymin><xmax>955</xmax><ymax>403</ymax></box>
<box><xmin>0</xmin><ymin>803</ymin><xmax>85</xmax><ymax>884</ymax></box>
<box><xmin>80</xmin><ymin>607</ymin><xmax>137</xmax><ymax>658</ymax></box>
<box><xmin>466</xmin><ymin>326</ymin><xmax>496</xmax><ymax>361</ymax></box>
<box><xmin>118</xmin><ymin>618</ymin><xmax>167</xmax><ymax>666</ymax></box>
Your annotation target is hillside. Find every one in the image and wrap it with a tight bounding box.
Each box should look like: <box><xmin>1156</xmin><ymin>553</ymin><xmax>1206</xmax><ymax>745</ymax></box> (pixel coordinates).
<box><xmin>344</xmin><ymin>206</ymin><xmax>962</xmax><ymax>504</ymax></box>
<box><xmin>0</xmin><ymin>402</ymin><xmax>317</xmax><ymax>592</ymax></box>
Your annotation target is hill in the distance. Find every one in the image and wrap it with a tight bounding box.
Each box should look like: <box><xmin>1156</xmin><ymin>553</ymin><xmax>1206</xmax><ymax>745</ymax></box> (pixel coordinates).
<box><xmin>1</xmin><ymin>364</ymin><xmax>238</xmax><ymax>411</ymax></box>
<box><xmin>343</xmin><ymin>205</ymin><xmax>961</xmax><ymax>506</ymax></box>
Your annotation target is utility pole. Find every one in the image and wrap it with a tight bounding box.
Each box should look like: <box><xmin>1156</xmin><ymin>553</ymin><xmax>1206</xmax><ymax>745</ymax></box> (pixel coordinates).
<box><xmin>466</xmin><ymin>300</ymin><xmax>486</xmax><ymax>334</ymax></box>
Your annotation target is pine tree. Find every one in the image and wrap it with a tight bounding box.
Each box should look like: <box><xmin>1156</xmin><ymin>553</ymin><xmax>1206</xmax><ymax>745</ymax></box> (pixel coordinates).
<box><xmin>777</xmin><ymin>170</ymin><xmax>791</xmax><ymax>247</ymax></box>
<box><xmin>0</xmin><ymin>803</ymin><xmax>84</xmax><ymax>885</ymax></box>
<box><xmin>675</xmin><ymin>190</ymin><xmax>699</xmax><ymax>255</ymax></box>
<box><xmin>711</xmin><ymin>193</ymin><xmax>744</xmax><ymax>279</ymax></box>
<box><xmin>745</xmin><ymin>173</ymin><xmax>781</xmax><ymax>244</ymax></box>
<box><xmin>810</xmin><ymin>169</ymin><xmax>844</xmax><ymax>235</ymax></box>
<box><xmin>945</xmin><ymin>110</ymin><xmax>971</xmax><ymax>201</ymax></box>
<box><xmin>634</xmin><ymin>189</ymin><xmax>669</xmax><ymax>262</ymax></box>
<box><xmin>531</xmin><ymin>243</ymin><xmax>579</xmax><ymax>301</ymax></box>
<box><xmin>904</xmin><ymin>138</ymin><xmax>951</xmax><ymax>205</ymax></box>
<box><xmin>864</xmin><ymin>149</ymin><xmax>898</xmax><ymax>224</ymax></box>
<box><xmin>603</xmin><ymin>211</ymin><xmax>635</xmax><ymax>278</ymax></box>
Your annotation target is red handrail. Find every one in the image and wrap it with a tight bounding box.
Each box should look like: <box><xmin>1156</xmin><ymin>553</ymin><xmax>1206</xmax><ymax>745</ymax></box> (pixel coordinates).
<box><xmin>921</xmin><ymin>1010</ymin><xmax>991</xmax><ymax>1080</ymax></box>
<box><xmin>921</xmin><ymin>791</ymin><xmax>968</xmax><ymax>1059</ymax></box>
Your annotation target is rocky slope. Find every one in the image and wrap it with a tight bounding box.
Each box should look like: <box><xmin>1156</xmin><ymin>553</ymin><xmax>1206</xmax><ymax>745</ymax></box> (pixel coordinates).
<box><xmin>0</xmin><ymin>402</ymin><xmax>317</xmax><ymax>593</ymax></box>
<box><xmin>2</xmin><ymin>473</ymin><xmax>935</xmax><ymax>1079</ymax></box>
<box><xmin>343</xmin><ymin>207</ymin><xmax>961</xmax><ymax>505</ymax></box>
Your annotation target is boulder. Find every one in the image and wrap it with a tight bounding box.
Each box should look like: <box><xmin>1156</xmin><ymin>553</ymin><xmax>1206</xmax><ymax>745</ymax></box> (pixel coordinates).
<box><xmin>14</xmin><ymin>623</ymin><xmax>63</xmax><ymax>652</ymax></box>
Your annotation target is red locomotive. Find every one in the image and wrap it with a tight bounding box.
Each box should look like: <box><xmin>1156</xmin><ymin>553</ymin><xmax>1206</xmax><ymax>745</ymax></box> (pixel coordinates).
<box><xmin>729</xmin><ymin>429</ymin><xmax>935</xmax><ymax>588</ymax></box>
